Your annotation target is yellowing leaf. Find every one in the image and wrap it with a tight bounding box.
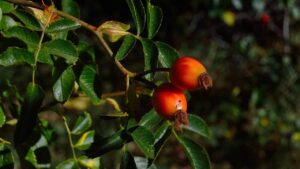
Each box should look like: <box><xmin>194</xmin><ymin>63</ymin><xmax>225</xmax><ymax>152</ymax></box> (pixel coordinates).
<box><xmin>28</xmin><ymin>5</ymin><xmax>59</xmax><ymax>26</ymax></box>
<box><xmin>97</xmin><ymin>21</ymin><xmax>130</xmax><ymax>42</ymax></box>
<box><xmin>222</xmin><ymin>10</ymin><xmax>236</xmax><ymax>26</ymax></box>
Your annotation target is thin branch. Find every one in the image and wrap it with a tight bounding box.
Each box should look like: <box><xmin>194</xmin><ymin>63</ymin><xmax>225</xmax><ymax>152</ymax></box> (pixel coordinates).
<box><xmin>101</xmin><ymin>91</ymin><xmax>126</xmax><ymax>98</ymax></box>
<box><xmin>61</xmin><ymin>115</ymin><xmax>80</xmax><ymax>168</ymax></box>
<box><xmin>32</xmin><ymin>8</ymin><xmax>53</xmax><ymax>83</ymax></box>
<box><xmin>135</xmin><ymin>68</ymin><xmax>170</xmax><ymax>78</ymax></box>
<box><xmin>133</xmin><ymin>76</ymin><xmax>157</xmax><ymax>89</ymax></box>
<box><xmin>6</xmin><ymin>0</ymin><xmax>134</xmax><ymax>76</ymax></box>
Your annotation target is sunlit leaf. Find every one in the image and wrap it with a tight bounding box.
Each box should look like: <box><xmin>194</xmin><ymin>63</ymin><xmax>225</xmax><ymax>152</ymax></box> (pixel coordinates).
<box><xmin>3</xmin><ymin>26</ymin><xmax>39</xmax><ymax>49</ymax></box>
<box><xmin>78</xmin><ymin>156</ymin><xmax>100</xmax><ymax>169</ymax></box>
<box><xmin>0</xmin><ymin>47</ymin><xmax>34</xmax><ymax>66</ymax></box>
<box><xmin>97</xmin><ymin>21</ymin><xmax>131</xmax><ymax>42</ymax></box>
<box><xmin>0</xmin><ymin>15</ymin><xmax>18</xmax><ymax>30</ymax></box>
<box><xmin>25</xmin><ymin>148</ymin><xmax>37</xmax><ymax>168</ymax></box>
<box><xmin>52</xmin><ymin>66</ymin><xmax>76</xmax><ymax>102</ymax></box>
<box><xmin>12</xmin><ymin>10</ymin><xmax>42</xmax><ymax>31</ymax></box>
<box><xmin>0</xmin><ymin>8</ymin><xmax>2</xmax><ymax>23</ymax></box>
<box><xmin>56</xmin><ymin>159</ymin><xmax>76</xmax><ymax>169</ymax></box>
<box><xmin>0</xmin><ymin>1</ymin><xmax>14</xmax><ymax>13</ymax></box>
<box><xmin>74</xmin><ymin>130</ymin><xmax>95</xmax><ymax>150</ymax></box>
<box><xmin>0</xmin><ymin>107</ymin><xmax>5</xmax><ymax>127</ymax></box>
<box><xmin>47</xmin><ymin>19</ymin><xmax>80</xmax><ymax>33</ymax></box>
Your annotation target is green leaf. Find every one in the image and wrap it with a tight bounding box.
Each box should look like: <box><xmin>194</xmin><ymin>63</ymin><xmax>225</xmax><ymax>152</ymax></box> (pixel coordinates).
<box><xmin>62</xmin><ymin>0</ymin><xmax>80</xmax><ymax>18</ymax></box>
<box><xmin>97</xmin><ymin>21</ymin><xmax>130</xmax><ymax>42</ymax></box>
<box><xmin>141</xmin><ymin>38</ymin><xmax>158</xmax><ymax>80</ymax></box>
<box><xmin>78</xmin><ymin>156</ymin><xmax>100</xmax><ymax>169</ymax></box>
<box><xmin>139</xmin><ymin>109</ymin><xmax>161</xmax><ymax>130</ymax></box>
<box><xmin>12</xmin><ymin>10</ymin><xmax>42</xmax><ymax>31</ymax></box>
<box><xmin>120</xmin><ymin>151</ymin><xmax>137</xmax><ymax>169</ymax></box>
<box><xmin>155</xmin><ymin>41</ymin><xmax>180</xmax><ymax>67</ymax></box>
<box><xmin>0</xmin><ymin>107</ymin><xmax>5</xmax><ymax>127</ymax></box>
<box><xmin>25</xmin><ymin>148</ymin><xmax>37</xmax><ymax>168</ymax></box>
<box><xmin>134</xmin><ymin>157</ymin><xmax>157</xmax><ymax>169</ymax></box>
<box><xmin>183</xmin><ymin>114</ymin><xmax>210</xmax><ymax>138</ymax></box>
<box><xmin>47</xmin><ymin>19</ymin><xmax>80</xmax><ymax>33</ymax></box>
<box><xmin>52</xmin><ymin>66</ymin><xmax>75</xmax><ymax>102</ymax></box>
<box><xmin>0</xmin><ymin>143</ymin><xmax>14</xmax><ymax>168</ymax></box>
<box><xmin>0</xmin><ymin>1</ymin><xmax>14</xmax><ymax>13</ymax></box>
<box><xmin>154</xmin><ymin>122</ymin><xmax>171</xmax><ymax>146</ymax></box>
<box><xmin>147</xmin><ymin>4</ymin><xmax>163</xmax><ymax>39</ymax></box>
<box><xmin>0</xmin><ymin>15</ymin><xmax>18</xmax><ymax>30</ymax></box>
<box><xmin>56</xmin><ymin>159</ymin><xmax>76</xmax><ymax>169</ymax></box>
<box><xmin>41</xmin><ymin>39</ymin><xmax>78</xmax><ymax>64</ymax></box>
<box><xmin>0</xmin><ymin>8</ymin><xmax>2</xmax><ymax>23</ymax></box>
<box><xmin>37</xmin><ymin>50</ymin><xmax>53</xmax><ymax>65</ymax></box>
<box><xmin>14</xmin><ymin>83</ymin><xmax>45</xmax><ymax>145</ymax></box>
<box><xmin>84</xmin><ymin>130</ymin><xmax>127</xmax><ymax>157</ymax></box>
<box><xmin>131</xmin><ymin>126</ymin><xmax>155</xmax><ymax>158</ymax></box>
<box><xmin>79</xmin><ymin>65</ymin><xmax>101</xmax><ymax>104</ymax></box>
<box><xmin>75</xmin><ymin>130</ymin><xmax>95</xmax><ymax>150</ymax></box>
<box><xmin>3</xmin><ymin>26</ymin><xmax>39</xmax><ymax>49</ymax></box>
<box><xmin>77</xmin><ymin>40</ymin><xmax>96</xmax><ymax>62</ymax></box>
<box><xmin>177</xmin><ymin>135</ymin><xmax>211</xmax><ymax>169</ymax></box>
<box><xmin>71</xmin><ymin>112</ymin><xmax>92</xmax><ymax>135</ymax></box>
<box><xmin>126</xmin><ymin>0</ymin><xmax>146</xmax><ymax>35</ymax></box>
<box><xmin>0</xmin><ymin>47</ymin><xmax>34</xmax><ymax>66</ymax></box>
<box><xmin>115</xmin><ymin>35</ymin><xmax>136</xmax><ymax>61</ymax></box>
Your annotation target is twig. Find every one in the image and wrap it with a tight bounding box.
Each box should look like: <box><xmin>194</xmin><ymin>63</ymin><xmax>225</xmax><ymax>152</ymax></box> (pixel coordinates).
<box><xmin>6</xmin><ymin>0</ymin><xmax>134</xmax><ymax>76</ymax></box>
<box><xmin>135</xmin><ymin>67</ymin><xmax>170</xmax><ymax>78</ymax></box>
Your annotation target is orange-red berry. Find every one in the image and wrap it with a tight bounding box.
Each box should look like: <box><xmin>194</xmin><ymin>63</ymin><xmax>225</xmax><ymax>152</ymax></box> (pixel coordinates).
<box><xmin>170</xmin><ymin>56</ymin><xmax>212</xmax><ymax>91</ymax></box>
<box><xmin>152</xmin><ymin>83</ymin><xmax>188</xmax><ymax>130</ymax></box>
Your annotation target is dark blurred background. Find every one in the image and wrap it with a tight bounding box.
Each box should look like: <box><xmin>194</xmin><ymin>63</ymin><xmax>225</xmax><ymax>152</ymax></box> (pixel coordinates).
<box><xmin>74</xmin><ymin>0</ymin><xmax>300</xmax><ymax>168</ymax></box>
<box><xmin>2</xmin><ymin>0</ymin><xmax>300</xmax><ymax>168</ymax></box>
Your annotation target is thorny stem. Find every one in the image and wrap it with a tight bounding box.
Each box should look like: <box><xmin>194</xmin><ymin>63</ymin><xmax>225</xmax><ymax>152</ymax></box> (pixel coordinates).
<box><xmin>6</xmin><ymin>0</ymin><xmax>134</xmax><ymax>77</ymax></box>
<box><xmin>61</xmin><ymin>115</ymin><xmax>80</xmax><ymax>168</ymax></box>
<box><xmin>32</xmin><ymin>7</ymin><xmax>53</xmax><ymax>84</ymax></box>
<box><xmin>6</xmin><ymin>0</ymin><xmax>163</xmax><ymax>90</ymax></box>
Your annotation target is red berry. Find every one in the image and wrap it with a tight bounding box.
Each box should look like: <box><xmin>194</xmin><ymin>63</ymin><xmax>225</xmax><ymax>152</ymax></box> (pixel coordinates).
<box><xmin>152</xmin><ymin>83</ymin><xmax>188</xmax><ymax>130</ymax></box>
<box><xmin>261</xmin><ymin>13</ymin><xmax>270</xmax><ymax>25</ymax></box>
<box><xmin>170</xmin><ymin>56</ymin><xmax>212</xmax><ymax>91</ymax></box>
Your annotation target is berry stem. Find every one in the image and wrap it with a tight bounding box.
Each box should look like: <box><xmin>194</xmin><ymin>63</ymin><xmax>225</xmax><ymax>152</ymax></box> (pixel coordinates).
<box><xmin>134</xmin><ymin>68</ymin><xmax>170</xmax><ymax>78</ymax></box>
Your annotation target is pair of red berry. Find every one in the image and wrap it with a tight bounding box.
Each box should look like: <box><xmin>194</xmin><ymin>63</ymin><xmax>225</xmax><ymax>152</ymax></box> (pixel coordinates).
<box><xmin>152</xmin><ymin>56</ymin><xmax>213</xmax><ymax>130</ymax></box>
